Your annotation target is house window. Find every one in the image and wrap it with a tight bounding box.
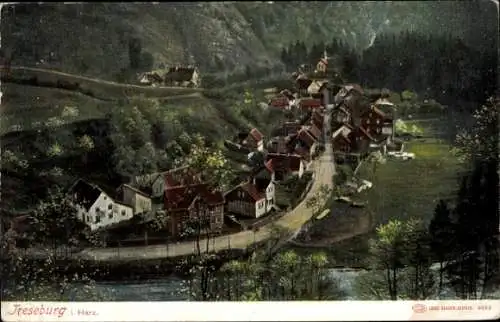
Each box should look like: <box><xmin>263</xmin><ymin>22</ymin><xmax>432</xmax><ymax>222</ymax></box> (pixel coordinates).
<box><xmin>86</xmin><ymin>215</ymin><xmax>90</xmax><ymax>222</ymax></box>
<box><xmin>104</xmin><ymin>196</ymin><xmax>107</xmax><ymax>200</ymax></box>
<box><xmin>95</xmin><ymin>215</ymin><xmax>101</xmax><ymax>224</ymax></box>
<box><xmin>108</xmin><ymin>212</ymin><xmax>113</xmax><ymax>219</ymax></box>
<box><xmin>108</xmin><ymin>204</ymin><xmax>113</xmax><ymax>210</ymax></box>
<box><xmin>95</xmin><ymin>207</ymin><xmax>100</xmax><ymax>212</ymax></box>
<box><xmin>121</xmin><ymin>210</ymin><xmax>126</xmax><ymax>216</ymax></box>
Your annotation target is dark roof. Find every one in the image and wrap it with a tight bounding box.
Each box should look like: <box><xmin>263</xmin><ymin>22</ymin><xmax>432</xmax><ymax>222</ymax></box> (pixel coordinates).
<box><xmin>69</xmin><ymin>179</ymin><xmax>104</xmax><ymax>211</ymax></box>
<box><xmin>299</xmin><ymin>98</ymin><xmax>322</xmax><ymax>110</ymax></box>
<box><xmin>240</xmin><ymin>182</ymin><xmax>266</xmax><ymax>201</ymax></box>
<box><xmin>165</xmin><ymin>183</ymin><xmax>224</xmax><ymax>211</ymax></box>
<box><xmin>297</xmin><ymin>129</ymin><xmax>316</xmax><ymax>147</ymax></box>
<box><xmin>248</xmin><ymin>128</ymin><xmax>264</xmax><ymax>142</ymax></box>
<box><xmin>117</xmin><ymin>184</ymin><xmax>151</xmax><ymax>198</ymax></box>
<box><xmin>164</xmin><ymin>67</ymin><xmax>196</xmax><ymax>82</ymax></box>
<box><xmin>296</xmin><ymin>78</ymin><xmax>313</xmax><ymax>90</ymax></box>
<box><xmin>307</xmin><ymin>124</ymin><xmax>322</xmax><ymax>140</ymax></box>
<box><xmin>269</xmin><ymin>97</ymin><xmax>289</xmax><ymax>108</ymax></box>
<box><xmin>266</xmin><ymin>153</ymin><xmax>303</xmax><ymax>172</ymax></box>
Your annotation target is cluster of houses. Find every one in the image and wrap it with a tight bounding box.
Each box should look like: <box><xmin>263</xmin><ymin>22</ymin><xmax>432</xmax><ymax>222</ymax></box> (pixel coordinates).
<box><xmin>3</xmin><ymin>52</ymin><xmax>400</xmax><ymax>244</ymax></box>
<box><xmin>138</xmin><ymin>65</ymin><xmax>201</xmax><ymax>88</ymax></box>
<box><xmin>268</xmin><ymin>51</ymin><xmax>397</xmax><ymax>163</ymax></box>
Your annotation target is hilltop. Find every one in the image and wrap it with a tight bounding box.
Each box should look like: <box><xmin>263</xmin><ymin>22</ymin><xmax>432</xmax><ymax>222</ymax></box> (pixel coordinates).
<box><xmin>1</xmin><ymin>2</ymin><xmax>496</xmax><ymax>80</ymax></box>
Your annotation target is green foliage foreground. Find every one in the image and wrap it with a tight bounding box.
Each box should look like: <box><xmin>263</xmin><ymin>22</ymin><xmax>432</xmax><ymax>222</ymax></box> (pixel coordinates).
<box><xmin>178</xmin><ymin>250</ymin><xmax>345</xmax><ymax>301</ymax></box>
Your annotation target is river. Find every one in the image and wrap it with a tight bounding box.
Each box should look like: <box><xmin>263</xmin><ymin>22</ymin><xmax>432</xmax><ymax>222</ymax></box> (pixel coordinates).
<box><xmin>85</xmin><ymin>268</ymin><xmax>363</xmax><ymax>301</ymax></box>
<box><xmin>70</xmin><ymin>265</ymin><xmax>499</xmax><ymax>301</ymax></box>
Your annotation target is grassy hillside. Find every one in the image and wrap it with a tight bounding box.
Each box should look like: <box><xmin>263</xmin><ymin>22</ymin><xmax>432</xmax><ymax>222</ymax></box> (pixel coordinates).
<box><xmin>1</xmin><ymin>2</ymin><xmax>495</xmax><ymax>80</ymax></box>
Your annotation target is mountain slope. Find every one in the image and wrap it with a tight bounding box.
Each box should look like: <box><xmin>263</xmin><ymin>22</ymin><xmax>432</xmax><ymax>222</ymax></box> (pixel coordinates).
<box><xmin>1</xmin><ymin>2</ymin><xmax>496</xmax><ymax>81</ymax></box>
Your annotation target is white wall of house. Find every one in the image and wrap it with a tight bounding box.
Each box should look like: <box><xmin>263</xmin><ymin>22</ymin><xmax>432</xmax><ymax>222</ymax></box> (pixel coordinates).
<box><xmin>257</xmin><ymin>140</ymin><xmax>264</xmax><ymax>151</ymax></box>
<box><xmin>254</xmin><ymin>199</ymin><xmax>267</xmax><ymax>218</ymax></box>
<box><xmin>294</xmin><ymin>161</ymin><xmax>305</xmax><ymax>178</ymax></box>
<box><xmin>265</xmin><ymin>182</ymin><xmax>275</xmax><ymax>212</ymax></box>
<box><xmin>115</xmin><ymin>203</ymin><xmax>134</xmax><ymax>222</ymax></box>
<box><xmin>135</xmin><ymin>193</ymin><xmax>152</xmax><ymax>215</ymax></box>
<box><xmin>227</xmin><ymin>197</ymin><xmax>267</xmax><ymax>218</ymax></box>
<box><xmin>76</xmin><ymin>192</ymin><xmax>134</xmax><ymax>231</ymax></box>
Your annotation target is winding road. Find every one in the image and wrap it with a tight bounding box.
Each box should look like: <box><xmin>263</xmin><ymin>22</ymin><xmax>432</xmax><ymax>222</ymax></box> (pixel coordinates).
<box><xmin>78</xmin><ymin>110</ymin><xmax>335</xmax><ymax>262</ymax></box>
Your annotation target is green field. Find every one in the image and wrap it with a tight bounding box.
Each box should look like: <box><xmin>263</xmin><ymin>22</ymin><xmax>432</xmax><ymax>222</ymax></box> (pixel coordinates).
<box><xmin>357</xmin><ymin>119</ymin><xmax>463</xmax><ymax>225</ymax></box>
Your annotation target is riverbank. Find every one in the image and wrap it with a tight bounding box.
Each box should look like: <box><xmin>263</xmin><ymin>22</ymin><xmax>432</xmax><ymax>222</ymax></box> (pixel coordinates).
<box><xmin>20</xmin><ymin>248</ymin><xmax>253</xmax><ymax>283</ymax></box>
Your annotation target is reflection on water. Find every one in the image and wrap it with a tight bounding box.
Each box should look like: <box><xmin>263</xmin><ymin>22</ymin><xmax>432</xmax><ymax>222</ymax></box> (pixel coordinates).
<box><xmin>78</xmin><ymin>269</ymin><xmax>361</xmax><ymax>301</ymax></box>
<box><xmin>79</xmin><ymin>266</ymin><xmax>499</xmax><ymax>301</ymax></box>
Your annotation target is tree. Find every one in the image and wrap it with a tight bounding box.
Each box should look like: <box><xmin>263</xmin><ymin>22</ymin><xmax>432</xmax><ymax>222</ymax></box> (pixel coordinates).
<box><xmin>1</xmin><ymin>226</ymin><xmax>108</xmax><ymax>301</ymax></box>
<box><xmin>453</xmin><ymin>97</ymin><xmax>499</xmax><ymax>164</ymax></box>
<box><xmin>401</xmin><ymin>218</ymin><xmax>435</xmax><ymax>300</ymax></box>
<box><xmin>429</xmin><ymin>199</ymin><xmax>454</xmax><ymax>294</ymax></box>
<box><xmin>179</xmin><ymin>134</ymin><xmax>234</xmax><ymax>191</ymax></box>
<box><xmin>369</xmin><ymin>220</ymin><xmax>407</xmax><ymax>300</ymax></box>
<box><xmin>31</xmin><ymin>187</ymin><xmax>85</xmax><ymax>257</ymax></box>
<box><xmin>128</xmin><ymin>37</ymin><xmax>142</xmax><ymax>69</ymax></box>
<box><xmin>445</xmin><ymin>161</ymin><xmax>499</xmax><ymax>299</ymax></box>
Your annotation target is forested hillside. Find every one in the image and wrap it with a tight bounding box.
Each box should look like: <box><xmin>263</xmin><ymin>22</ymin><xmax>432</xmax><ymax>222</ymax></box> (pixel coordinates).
<box><xmin>1</xmin><ymin>2</ymin><xmax>497</xmax><ymax>81</ymax></box>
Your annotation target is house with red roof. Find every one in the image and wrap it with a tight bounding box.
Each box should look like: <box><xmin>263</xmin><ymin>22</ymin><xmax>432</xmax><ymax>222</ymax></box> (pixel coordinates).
<box><xmin>331</xmin><ymin>123</ymin><xmax>375</xmax><ymax>157</ymax></box>
<box><xmin>225</xmin><ymin>162</ymin><xmax>276</xmax><ymax>219</ymax></box>
<box><xmin>289</xmin><ymin>129</ymin><xmax>318</xmax><ymax>163</ymax></box>
<box><xmin>238</xmin><ymin>128</ymin><xmax>264</xmax><ymax>151</ymax></box>
<box><xmin>268</xmin><ymin>96</ymin><xmax>291</xmax><ymax>110</ymax></box>
<box><xmin>164</xmin><ymin>183</ymin><xmax>225</xmax><ymax>237</ymax></box>
<box><xmin>265</xmin><ymin>153</ymin><xmax>305</xmax><ymax>181</ymax></box>
<box><xmin>299</xmin><ymin>98</ymin><xmax>322</xmax><ymax>112</ymax></box>
<box><xmin>225</xmin><ymin>182</ymin><xmax>270</xmax><ymax>219</ymax></box>
<box><xmin>361</xmin><ymin>105</ymin><xmax>394</xmax><ymax>140</ymax></box>
<box><xmin>306</xmin><ymin>124</ymin><xmax>322</xmax><ymax>142</ymax></box>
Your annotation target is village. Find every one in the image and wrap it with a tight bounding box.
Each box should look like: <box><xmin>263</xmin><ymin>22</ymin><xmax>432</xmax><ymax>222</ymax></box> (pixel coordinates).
<box><xmin>6</xmin><ymin>52</ymin><xmax>415</xmax><ymax>249</ymax></box>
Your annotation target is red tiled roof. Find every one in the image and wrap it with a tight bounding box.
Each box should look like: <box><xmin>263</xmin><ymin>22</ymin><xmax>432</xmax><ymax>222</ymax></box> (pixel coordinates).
<box><xmin>300</xmin><ymin>98</ymin><xmax>322</xmax><ymax>110</ymax></box>
<box><xmin>298</xmin><ymin>129</ymin><xmax>316</xmax><ymax>147</ymax></box>
<box><xmin>266</xmin><ymin>153</ymin><xmax>303</xmax><ymax>172</ymax></box>
<box><xmin>288</xmin><ymin>154</ymin><xmax>303</xmax><ymax>171</ymax></box>
<box><xmin>311</xmin><ymin>110</ymin><xmax>324</xmax><ymax>127</ymax></box>
<box><xmin>241</xmin><ymin>182</ymin><xmax>266</xmax><ymax>201</ymax></box>
<box><xmin>165</xmin><ymin>183</ymin><xmax>224</xmax><ymax>211</ymax></box>
<box><xmin>269</xmin><ymin>97</ymin><xmax>289</xmax><ymax>108</ymax></box>
<box><xmin>264</xmin><ymin>159</ymin><xmax>274</xmax><ymax>174</ymax></box>
<box><xmin>249</xmin><ymin>128</ymin><xmax>263</xmax><ymax>142</ymax></box>
<box><xmin>307</xmin><ymin>124</ymin><xmax>322</xmax><ymax>140</ymax></box>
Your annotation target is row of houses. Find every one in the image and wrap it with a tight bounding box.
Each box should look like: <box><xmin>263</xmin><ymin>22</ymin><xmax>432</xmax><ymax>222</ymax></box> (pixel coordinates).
<box><xmin>330</xmin><ymin>85</ymin><xmax>396</xmax><ymax>160</ymax></box>
<box><xmin>138</xmin><ymin>65</ymin><xmax>201</xmax><ymax>88</ymax></box>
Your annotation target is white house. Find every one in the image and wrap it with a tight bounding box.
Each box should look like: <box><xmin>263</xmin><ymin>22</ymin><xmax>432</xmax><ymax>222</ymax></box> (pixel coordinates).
<box><xmin>69</xmin><ymin>179</ymin><xmax>133</xmax><ymax>231</ymax></box>
<box><xmin>225</xmin><ymin>180</ymin><xmax>274</xmax><ymax>218</ymax></box>
<box><xmin>116</xmin><ymin>184</ymin><xmax>152</xmax><ymax>215</ymax></box>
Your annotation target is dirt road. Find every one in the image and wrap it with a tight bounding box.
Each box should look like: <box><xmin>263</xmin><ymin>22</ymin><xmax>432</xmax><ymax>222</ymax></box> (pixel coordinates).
<box><xmin>78</xmin><ymin>112</ymin><xmax>335</xmax><ymax>261</ymax></box>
